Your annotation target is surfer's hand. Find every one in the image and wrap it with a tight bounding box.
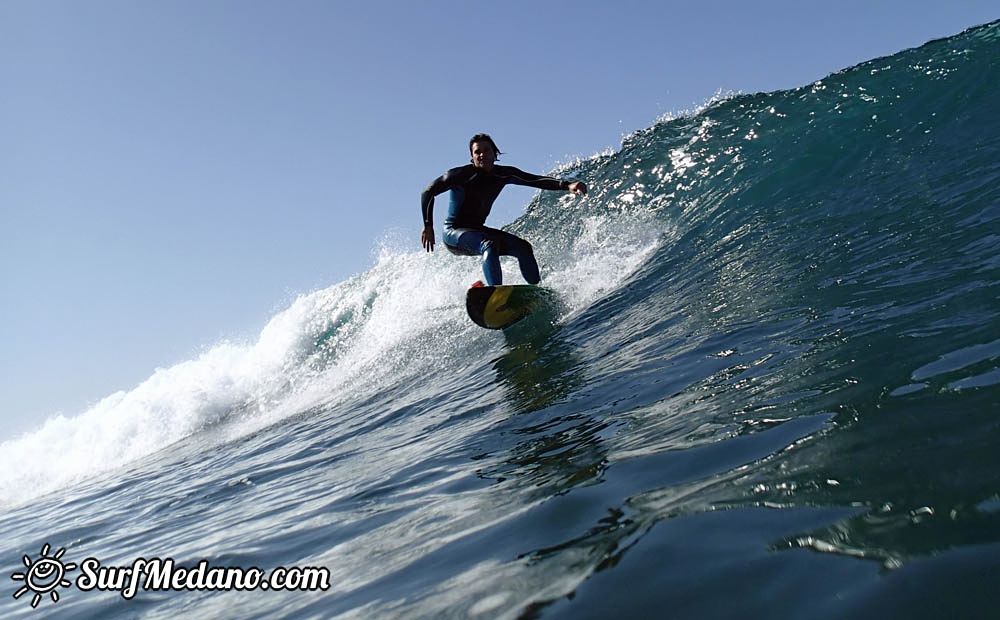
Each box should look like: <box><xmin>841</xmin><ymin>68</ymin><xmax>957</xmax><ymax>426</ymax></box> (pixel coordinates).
<box><xmin>421</xmin><ymin>225</ymin><xmax>435</xmax><ymax>252</ymax></box>
<box><xmin>568</xmin><ymin>181</ymin><xmax>587</xmax><ymax>196</ymax></box>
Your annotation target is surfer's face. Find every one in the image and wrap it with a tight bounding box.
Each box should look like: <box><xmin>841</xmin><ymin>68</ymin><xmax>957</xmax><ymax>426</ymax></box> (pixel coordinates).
<box><xmin>470</xmin><ymin>141</ymin><xmax>496</xmax><ymax>170</ymax></box>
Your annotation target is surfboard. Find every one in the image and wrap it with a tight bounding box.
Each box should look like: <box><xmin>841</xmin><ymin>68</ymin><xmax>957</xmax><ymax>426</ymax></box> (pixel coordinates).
<box><xmin>466</xmin><ymin>284</ymin><xmax>555</xmax><ymax>330</ymax></box>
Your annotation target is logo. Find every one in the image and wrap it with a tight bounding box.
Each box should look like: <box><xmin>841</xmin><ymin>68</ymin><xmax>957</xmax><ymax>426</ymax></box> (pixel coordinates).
<box><xmin>11</xmin><ymin>543</ymin><xmax>78</xmax><ymax>608</ymax></box>
<box><xmin>10</xmin><ymin>544</ymin><xmax>330</xmax><ymax>607</ymax></box>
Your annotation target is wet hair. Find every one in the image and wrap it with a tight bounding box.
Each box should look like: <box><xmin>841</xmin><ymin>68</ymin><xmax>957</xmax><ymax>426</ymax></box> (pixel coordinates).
<box><xmin>469</xmin><ymin>133</ymin><xmax>502</xmax><ymax>159</ymax></box>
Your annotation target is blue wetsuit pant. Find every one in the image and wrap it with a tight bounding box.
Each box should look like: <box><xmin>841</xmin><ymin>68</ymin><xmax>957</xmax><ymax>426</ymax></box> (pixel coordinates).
<box><xmin>443</xmin><ymin>226</ymin><xmax>540</xmax><ymax>286</ymax></box>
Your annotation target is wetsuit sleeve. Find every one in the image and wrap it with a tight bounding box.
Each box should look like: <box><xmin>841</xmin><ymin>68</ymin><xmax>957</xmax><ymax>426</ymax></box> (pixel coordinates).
<box><xmin>421</xmin><ymin>171</ymin><xmax>451</xmax><ymax>227</ymax></box>
<box><xmin>421</xmin><ymin>167</ymin><xmax>472</xmax><ymax>227</ymax></box>
<box><xmin>499</xmin><ymin>166</ymin><xmax>570</xmax><ymax>192</ymax></box>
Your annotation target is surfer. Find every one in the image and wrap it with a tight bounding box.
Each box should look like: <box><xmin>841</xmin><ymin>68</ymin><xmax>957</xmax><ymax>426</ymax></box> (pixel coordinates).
<box><xmin>420</xmin><ymin>134</ymin><xmax>587</xmax><ymax>286</ymax></box>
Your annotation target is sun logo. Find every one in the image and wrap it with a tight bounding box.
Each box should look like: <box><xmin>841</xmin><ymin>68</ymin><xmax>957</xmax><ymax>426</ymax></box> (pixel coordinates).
<box><xmin>11</xmin><ymin>543</ymin><xmax>77</xmax><ymax>608</ymax></box>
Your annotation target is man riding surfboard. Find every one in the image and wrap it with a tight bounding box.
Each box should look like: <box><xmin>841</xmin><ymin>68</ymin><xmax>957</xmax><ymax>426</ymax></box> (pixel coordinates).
<box><xmin>420</xmin><ymin>134</ymin><xmax>587</xmax><ymax>286</ymax></box>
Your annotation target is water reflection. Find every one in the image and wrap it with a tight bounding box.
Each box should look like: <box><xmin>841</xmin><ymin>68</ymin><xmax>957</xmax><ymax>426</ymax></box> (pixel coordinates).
<box><xmin>492</xmin><ymin>312</ymin><xmax>584</xmax><ymax>416</ymax></box>
<box><xmin>469</xmin><ymin>316</ymin><xmax>610</xmax><ymax>494</ymax></box>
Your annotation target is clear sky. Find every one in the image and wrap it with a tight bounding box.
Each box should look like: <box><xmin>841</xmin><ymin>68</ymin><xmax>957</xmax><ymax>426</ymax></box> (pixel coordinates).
<box><xmin>2</xmin><ymin>1</ymin><xmax>996</xmax><ymax>440</ymax></box>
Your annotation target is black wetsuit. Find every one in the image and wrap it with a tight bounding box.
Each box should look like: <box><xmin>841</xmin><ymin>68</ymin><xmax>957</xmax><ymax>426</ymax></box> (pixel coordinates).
<box><xmin>420</xmin><ymin>164</ymin><xmax>570</xmax><ymax>285</ymax></box>
<box><xmin>421</xmin><ymin>164</ymin><xmax>570</xmax><ymax>229</ymax></box>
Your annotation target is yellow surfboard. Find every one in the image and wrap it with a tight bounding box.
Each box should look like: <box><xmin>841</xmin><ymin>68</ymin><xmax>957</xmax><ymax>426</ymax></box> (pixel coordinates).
<box><xmin>466</xmin><ymin>285</ymin><xmax>555</xmax><ymax>330</ymax></box>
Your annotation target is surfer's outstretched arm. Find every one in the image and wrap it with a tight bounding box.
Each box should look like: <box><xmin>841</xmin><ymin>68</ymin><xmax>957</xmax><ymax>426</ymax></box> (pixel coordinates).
<box><xmin>497</xmin><ymin>166</ymin><xmax>588</xmax><ymax>196</ymax></box>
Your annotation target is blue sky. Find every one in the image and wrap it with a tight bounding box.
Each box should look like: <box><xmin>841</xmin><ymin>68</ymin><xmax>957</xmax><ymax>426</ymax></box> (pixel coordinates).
<box><xmin>2</xmin><ymin>1</ymin><xmax>996</xmax><ymax>439</ymax></box>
